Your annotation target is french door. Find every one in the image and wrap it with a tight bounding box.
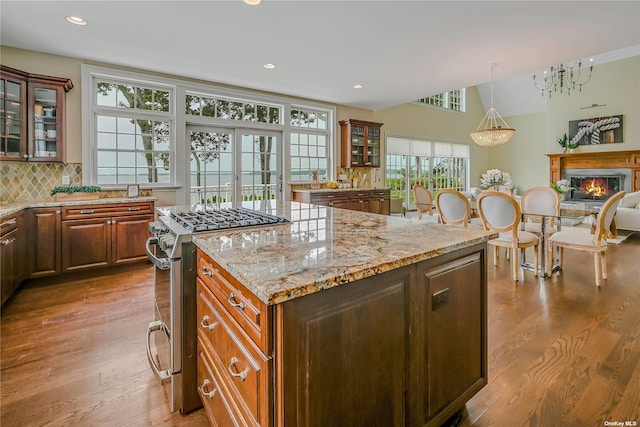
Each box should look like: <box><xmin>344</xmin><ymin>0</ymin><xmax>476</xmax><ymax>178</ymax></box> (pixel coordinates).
<box><xmin>187</xmin><ymin>125</ymin><xmax>282</xmax><ymax>209</ymax></box>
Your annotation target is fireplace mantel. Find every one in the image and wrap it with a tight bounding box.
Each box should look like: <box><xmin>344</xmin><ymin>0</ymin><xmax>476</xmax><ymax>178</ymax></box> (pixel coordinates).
<box><xmin>547</xmin><ymin>150</ymin><xmax>640</xmax><ymax>192</ymax></box>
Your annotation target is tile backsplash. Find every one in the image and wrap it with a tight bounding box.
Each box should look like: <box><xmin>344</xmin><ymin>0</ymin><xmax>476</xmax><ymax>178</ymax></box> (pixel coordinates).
<box><xmin>0</xmin><ymin>162</ymin><xmax>152</xmax><ymax>202</ymax></box>
<box><xmin>1</xmin><ymin>162</ymin><xmax>83</xmax><ymax>202</ymax></box>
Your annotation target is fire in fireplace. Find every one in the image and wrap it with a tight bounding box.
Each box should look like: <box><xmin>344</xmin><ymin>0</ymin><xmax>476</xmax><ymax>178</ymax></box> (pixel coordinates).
<box><xmin>568</xmin><ymin>175</ymin><xmax>623</xmax><ymax>201</ymax></box>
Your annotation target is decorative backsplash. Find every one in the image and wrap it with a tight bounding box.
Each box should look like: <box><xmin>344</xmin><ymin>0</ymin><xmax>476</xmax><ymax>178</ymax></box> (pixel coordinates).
<box><xmin>0</xmin><ymin>162</ymin><xmax>152</xmax><ymax>202</ymax></box>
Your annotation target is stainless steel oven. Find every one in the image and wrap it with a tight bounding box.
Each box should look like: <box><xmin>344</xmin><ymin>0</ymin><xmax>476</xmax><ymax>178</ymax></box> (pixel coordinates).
<box><xmin>145</xmin><ymin>206</ymin><xmax>289</xmax><ymax>414</ymax></box>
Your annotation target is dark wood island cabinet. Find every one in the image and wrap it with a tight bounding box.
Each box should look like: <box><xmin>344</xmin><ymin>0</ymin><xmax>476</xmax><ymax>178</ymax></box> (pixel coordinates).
<box><xmin>193</xmin><ymin>204</ymin><xmax>491</xmax><ymax>426</ymax></box>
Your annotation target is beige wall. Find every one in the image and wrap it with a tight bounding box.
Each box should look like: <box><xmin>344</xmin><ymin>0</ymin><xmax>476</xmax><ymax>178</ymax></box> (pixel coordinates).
<box><xmin>2</xmin><ymin>45</ymin><xmax>638</xmax><ymax>203</ymax></box>
<box><xmin>489</xmin><ymin>56</ymin><xmax>640</xmax><ymax>193</ymax></box>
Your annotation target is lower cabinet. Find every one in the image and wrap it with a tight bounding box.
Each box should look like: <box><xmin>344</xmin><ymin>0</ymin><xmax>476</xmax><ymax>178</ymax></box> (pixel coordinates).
<box><xmin>292</xmin><ymin>188</ymin><xmax>390</xmax><ymax>214</ymax></box>
<box><xmin>61</xmin><ymin>202</ymin><xmax>154</xmax><ymax>273</ymax></box>
<box><xmin>196</xmin><ymin>242</ymin><xmax>487</xmax><ymax>426</ymax></box>
<box><xmin>1</xmin><ymin>213</ymin><xmax>25</xmax><ymax>306</ymax></box>
<box><xmin>29</xmin><ymin>207</ymin><xmax>62</xmax><ymax>278</ymax></box>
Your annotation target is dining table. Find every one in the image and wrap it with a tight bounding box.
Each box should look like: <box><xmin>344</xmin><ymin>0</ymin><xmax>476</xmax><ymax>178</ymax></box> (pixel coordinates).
<box><xmin>520</xmin><ymin>206</ymin><xmax>601</xmax><ymax>276</ymax></box>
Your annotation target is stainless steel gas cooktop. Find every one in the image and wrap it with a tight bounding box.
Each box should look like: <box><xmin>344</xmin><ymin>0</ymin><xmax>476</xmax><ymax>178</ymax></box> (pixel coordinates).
<box><xmin>170</xmin><ymin>207</ymin><xmax>289</xmax><ymax>233</ymax></box>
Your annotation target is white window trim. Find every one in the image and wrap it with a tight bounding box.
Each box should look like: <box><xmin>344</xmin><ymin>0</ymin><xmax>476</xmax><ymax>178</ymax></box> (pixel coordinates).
<box><xmin>82</xmin><ymin>65</ymin><xmax>335</xmax><ymax>197</ymax></box>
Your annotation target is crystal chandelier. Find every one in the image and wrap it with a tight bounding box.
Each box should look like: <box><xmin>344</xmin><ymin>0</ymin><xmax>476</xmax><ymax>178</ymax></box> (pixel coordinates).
<box><xmin>470</xmin><ymin>64</ymin><xmax>515</xmax><ymax>147</ymax></box>
<box><xmin>533</xmin><ymin>58</ymin><xmax>594</xmax><ymax>97</ymax></box>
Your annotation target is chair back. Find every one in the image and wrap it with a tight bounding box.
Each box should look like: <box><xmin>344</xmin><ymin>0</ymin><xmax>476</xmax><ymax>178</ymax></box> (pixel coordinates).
<box><xmin>520</xmin><ymin>186</ymin><xmax>560</xmax><ymax>226</ymax></box>
<box><xmin>477</xmin><ymin>190</ymin><xmax>521</xmax><ymax>233</ymax></box>
<box><xmin>436</xmin><ymin>189</ymin><xmax>471</xmax><ymax>226</ymax></box>
<box><xmin>412</xmin><ymin>183</ymin><xmax>433</xmax><ymax>211</ymax></box>
<box><xmin>593</xmin><ymin>191</ymin><xmax>626</xmax><ymax>243</ymax></box>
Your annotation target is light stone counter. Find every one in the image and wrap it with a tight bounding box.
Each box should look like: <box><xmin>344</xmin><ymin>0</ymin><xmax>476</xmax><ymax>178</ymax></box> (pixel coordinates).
<box><xmin>193</xmin><ymin>202</ymin><xmax>497</xmax><ymax>305</ymax></box>
<box><xmin>0</xmin><ymin>196</ymin><xmax>157</xmax><ymax>218</ymax></box>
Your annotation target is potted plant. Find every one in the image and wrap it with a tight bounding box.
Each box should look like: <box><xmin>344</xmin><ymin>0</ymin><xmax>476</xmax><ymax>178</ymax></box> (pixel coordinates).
<box><xmin>50</xmin><ymin>185</ymin><xmax>103</xmax><ymax>201</ymax></box>
<box><xmin>550</xmin><ymin>179</ymin><xmax>575</xmax><ymax>200</ymax></box>
<box><xmin>557</xmin><ymin>133</ymin><xmax>579</xmax><ymax>153</ymax></box>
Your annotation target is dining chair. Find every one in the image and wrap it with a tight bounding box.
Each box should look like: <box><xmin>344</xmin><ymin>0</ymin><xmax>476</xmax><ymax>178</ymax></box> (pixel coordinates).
<box><xmin>412</xmin><ymin>183</ymin><xmax>433</xmax><ymax>220</ymax></box>
<box><xmin>477</xmin><ymin>190</ymin><xmax>540</xmax><ymax>281</ymax></box>
<box><xmin>435</xmin><ymin>189</ymin><xmax>483</xmax><ymax>228</ymax></box>
<box><xmin>520</xmin><ymin>186</ymin><xmax>560</xmax><ymax>264</ymax></box>
<box><xmin>546</xmin><ymin>190</ymin><xmax>626</xmax><ymax>286</ymax></box>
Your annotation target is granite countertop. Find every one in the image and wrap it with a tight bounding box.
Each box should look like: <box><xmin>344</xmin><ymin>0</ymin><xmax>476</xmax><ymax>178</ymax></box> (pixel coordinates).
<box><xmin>193</xmin><ymin>202</ymin><xmax>497</xmax><ymax>306</ymax></box>
<box><xmin>0</xmin><ymin>196</ymin><xmax>157</xmax><ymax>218</ymax></box>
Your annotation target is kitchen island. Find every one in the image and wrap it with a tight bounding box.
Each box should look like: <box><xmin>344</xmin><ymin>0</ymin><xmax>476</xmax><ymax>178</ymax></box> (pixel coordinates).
<box><xmin>191</xmin><ymin>202</ymin><xmax>496</xmax><ymax>426</ymax></box>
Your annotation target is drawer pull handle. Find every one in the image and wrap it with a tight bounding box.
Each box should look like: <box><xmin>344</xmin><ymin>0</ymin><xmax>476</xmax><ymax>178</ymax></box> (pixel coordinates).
<box><xmin>228</xmin><ymin>357</ymin><xmax>247</xmax><ymax>381</ymax></box>
<box><xmin>200</xmin><ymin>315</ymin><xmax>217</xmax><ymax>331</ymax></box>
<box><xmin>199</xmin><ymin>379</ymin><xmax>218</xmax><ymax>399</ymax></box>
<box><xmin>200</xmin><ymin>267</ymin><xmax>213</xmax><ymax>277</ymax></box>
<box><xmin>228</xmin><ymin>293</ymin><xmax>245</xmax><ymax>310</ymax></box>
<box><xmin>2</xmin><ymin>238</ymin><xmax>15</xmax><ymax>246</ymax></box>
<box><xmin>128</xmin><ymin>207</ymin><xmax>141</xmax><ymax>211</ymax></box>
<box><xmin>80</xmin><ymin>210</ymin><xmax>95</xmax><ymax>214</ymax></box>
<box><xmin>6</xmin><ymin>219</ymin><xmax>17</xmax><ymax>225</ymax></box>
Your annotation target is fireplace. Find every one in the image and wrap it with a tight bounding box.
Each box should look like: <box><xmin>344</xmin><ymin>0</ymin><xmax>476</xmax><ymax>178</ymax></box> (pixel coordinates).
<box><xmin>563</xmin><ymin>168</ymin><xmax>630</xmax><ymax>203</ymax></box>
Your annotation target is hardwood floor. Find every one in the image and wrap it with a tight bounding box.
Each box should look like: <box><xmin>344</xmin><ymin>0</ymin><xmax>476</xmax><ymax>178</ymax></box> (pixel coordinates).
<box><xmin>0</xmin><ymin>264</ymin><xmax>209</xmax><ymax>426</ymax></box>
<box><xmin>1</xmin><ymin>233</ymin><xmax>639</xmax><ymax>426</ymax></box>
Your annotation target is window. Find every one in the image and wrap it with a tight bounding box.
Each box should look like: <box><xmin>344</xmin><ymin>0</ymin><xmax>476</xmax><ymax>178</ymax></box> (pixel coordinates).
<box><xmin>289</xmin><ymin>107</ymin><xmax>330</xmax><ymax>182</ymax></box>
<box><xmin>416</xmin><ymin>89</ymin><xmax>466</xmax><ymax>112</ymax></box>
<box><xmin>386</xmin><ymin>137</ymin><xmax>469</xmax><ymax>209</ymax></box>
<box><xmin>185</xmin><ymin>93</ymin><xmax>281</xmax><ymax>124</ymax></box>
<box><xmin>89</xmin><ymin>78</ymin><xmax>174</xmax><ymax>186</ymax></box>
<box><xmin>84</xmin><ymin>66</ymin><xmax>334</xmax><ymax>199</ymax></box>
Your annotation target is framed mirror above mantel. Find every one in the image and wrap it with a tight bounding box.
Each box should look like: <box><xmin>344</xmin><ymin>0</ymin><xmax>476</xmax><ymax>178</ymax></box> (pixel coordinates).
<box><xmin>547</xmin><ymin>150</ymin><xmax>640</xmax><ymax>193</ymax></box>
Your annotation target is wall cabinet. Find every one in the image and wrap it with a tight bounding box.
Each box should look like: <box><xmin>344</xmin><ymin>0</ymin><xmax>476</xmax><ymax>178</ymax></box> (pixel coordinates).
<box><xmin>293</xmin><ymin>188</ymin><xmax>391</xmax><ymax>215</ymax></box>
<box><xmin>0</xmin><ymin>65</ymin><xmax>73</xmax><ymax>163</ymax></box>
<box><xmin>61</xmin><ymin>202</ymin><xmax>154</xmax><ymax>273</ymax></box>
<box><xmin>196</xmin><ymin>242</ymin><xmax>487</xmax><ymax>426</ymax></box>
<box><xmin>340</xmin><ymin>119</ymin><xmax>383</xmax><ymax>167</ymax></box>
<box><xmin>1</xmin><ymin>212</ymin><xmax>25</xmax><ymax>306</ymax></box>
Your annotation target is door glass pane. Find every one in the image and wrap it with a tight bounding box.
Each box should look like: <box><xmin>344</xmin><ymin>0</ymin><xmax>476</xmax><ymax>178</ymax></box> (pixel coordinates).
<box><xmin>189</xmin><ymin>129</ymin><xmax>233</xmax><ymax>205</ymax></box>
<box><xmin>240</xmin><ymin>132</ymin><xmax>278</xmax><ymax>210</ymax></box>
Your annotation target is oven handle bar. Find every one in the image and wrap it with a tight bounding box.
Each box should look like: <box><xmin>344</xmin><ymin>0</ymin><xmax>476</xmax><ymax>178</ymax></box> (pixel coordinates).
<box><xmin>146</xmin><ymin>237</ymin><xmax>170</xmax><ymax>270</ymax></box>
<box><xmin>146</xmin><ymin>320</ymin><xmax>172</xmax><ymax>384</ymax></box>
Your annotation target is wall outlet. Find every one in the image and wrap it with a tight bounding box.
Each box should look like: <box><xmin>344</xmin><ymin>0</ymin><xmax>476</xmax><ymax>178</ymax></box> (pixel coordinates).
<box><xmin>62</xmin><ymin>175</ymin><xmax>70</xmax><ymax>185</ymax></box>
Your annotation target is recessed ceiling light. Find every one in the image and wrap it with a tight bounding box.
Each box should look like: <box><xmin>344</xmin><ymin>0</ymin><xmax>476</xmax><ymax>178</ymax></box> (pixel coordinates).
<box><xmin>66</xmin><ymin>16</ymin><xmax>87</xmax><ymax>26</ymax></box>
<box><xmin>263</xmin><ymin>63</ymin><xmax>276</xmax><ymax>69</ymax></box>
<box><xmin>244</xmin><ymin>0</ymin><xmax>261</xmax><ymax>5</ymax></box>
<box><xmin>353</xmin><ymin>84</ymin><xmax>363</xmax><ymax>89</ymax></box>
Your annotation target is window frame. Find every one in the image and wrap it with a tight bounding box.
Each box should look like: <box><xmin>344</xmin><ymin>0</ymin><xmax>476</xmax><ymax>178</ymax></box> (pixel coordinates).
<box><xmin>415</xmin><ymin>88</ymin><xmax>466</xmax><ymax>113</ymax></box>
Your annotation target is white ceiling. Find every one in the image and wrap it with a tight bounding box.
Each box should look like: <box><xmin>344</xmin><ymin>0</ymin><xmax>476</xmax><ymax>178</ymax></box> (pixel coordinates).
<box><xmin>2</xmin><ymin>1</ymin><xmax>640</xmax><ymax>113</ymax></box>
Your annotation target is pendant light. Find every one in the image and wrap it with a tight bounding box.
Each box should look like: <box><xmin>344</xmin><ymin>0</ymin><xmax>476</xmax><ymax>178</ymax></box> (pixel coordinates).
<box><xmin>470</xmin><ymin>64</ymin><xmax>515</xmax><ymax>147</ymax></box>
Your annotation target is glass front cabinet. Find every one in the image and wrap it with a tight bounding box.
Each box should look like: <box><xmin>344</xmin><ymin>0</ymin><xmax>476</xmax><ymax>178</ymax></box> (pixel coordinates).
<box><xmin>0</xmin><ymin>65</ymin><xmax>73</xmax><ymax>163</ymax></box>
<box><xmin>340</xmin><ymin>119</ymin><xmax>383</xmax><ymax>167</ymax></box>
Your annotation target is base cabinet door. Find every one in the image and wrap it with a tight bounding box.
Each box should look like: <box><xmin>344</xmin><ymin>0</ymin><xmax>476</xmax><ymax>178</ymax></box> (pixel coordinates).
<box><xmin>111</xmin><ymin>214</ymin><xmax>154</xmax><ymax>265</ymax></box>
<box><xmin>280</xmin><ymin>267</ymin><xmax>409</xmax><ymax>427</ymax></box>
<box><xmin>1</xmin><ymin>228</ymin><xmax>19</xmax><ymax>306</ymax></box>
<box><xmin>29</xmin><ymin>207</ymin><xmax>61</xmax><ymax>278</ymax></box>
<box><xmin>412</xmin><ymin>247</ymin><xmax>487</xmax><ymax>426</ymax></box>
<box><xmin>61</xmin><ymin>219</ymin><xmax>111</xmax><ymax>272</ymax></box>
<box><xmin>370</xmin><ymin>190</ymin><xmax>391</xmax><ymax>215</ymax></box>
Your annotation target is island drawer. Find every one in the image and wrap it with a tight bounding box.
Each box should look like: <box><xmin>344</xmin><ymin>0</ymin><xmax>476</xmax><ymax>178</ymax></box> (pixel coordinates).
<box><xmin>197</xmin><ymin>251</ymin><xmax>270</xmax><ymax>353</ymax></box>
<box><xmin>197</xmin><ymin>341</ymin><xmax>245</xmax><ymax>427</ymax></box>
<box><xmin>309</xmin><ymin>191</ymin><xmax>348</xmax><ymax>205</ymax></box>
<box><xmin>197</xmin><ymin>279</ymin><xmax>270</xmax><ymax>426</ymax></box>
<box><xmin>0</xmin><ymin>215</ymin><xmax>18</xmax><ymax>235</ymax></box>
<box><xmin>61</xmin><ymin>202</ymin><xmax>154</xmax><ymax>220</ymax></box>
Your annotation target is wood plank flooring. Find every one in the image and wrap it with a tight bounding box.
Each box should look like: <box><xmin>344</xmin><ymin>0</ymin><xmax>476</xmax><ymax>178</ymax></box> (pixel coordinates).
<box><xmin>2</xmin><ymin>233</ymin><xmax>639</xmax><ymax>426</ymax></box>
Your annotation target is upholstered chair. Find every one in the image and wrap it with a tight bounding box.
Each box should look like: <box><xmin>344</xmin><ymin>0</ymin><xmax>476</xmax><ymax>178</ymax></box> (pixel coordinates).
<box><xmin>477</xmin><ymin>190</ymin><xmax>540</xmax><ymax>281</ymax></box>
<box><xmin>546</xmin><ymin>191</ymin><xmax>626</xmax><ymax>286</ymax></box>
<box><xmin>412</xmin><ymin>183</ymin><xmax>433</xmax><ymax>220</ymax></box>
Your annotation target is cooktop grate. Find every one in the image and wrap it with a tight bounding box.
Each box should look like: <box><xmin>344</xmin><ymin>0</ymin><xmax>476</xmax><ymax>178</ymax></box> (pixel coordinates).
<box><xmin>170</xmin><ymin>207</ymin><xmax>289</xmax><ymax>233</ymax></box>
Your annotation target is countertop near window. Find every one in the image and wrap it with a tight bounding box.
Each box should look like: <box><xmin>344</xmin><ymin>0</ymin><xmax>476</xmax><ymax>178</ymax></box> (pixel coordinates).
<box><xmin>292</xmin><ymin>187</ymin><xmax>391</xmax><ymax>193</ymax></box>
<box><xmin>0</xmin><ymin>196</ymin><xmax>157</xmax><ymax>218</ymax></box>
<box><xmin>193</xmin><ymin>201</ymin><xmax>497</xmax><ymax>306</ymax></box>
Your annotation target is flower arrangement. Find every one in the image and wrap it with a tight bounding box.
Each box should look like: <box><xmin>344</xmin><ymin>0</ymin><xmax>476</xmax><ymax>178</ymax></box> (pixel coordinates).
<box><xmin>480</xmin><ymin>169</ymin><xmax>512</xmax><ymax>190</ymax></box>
